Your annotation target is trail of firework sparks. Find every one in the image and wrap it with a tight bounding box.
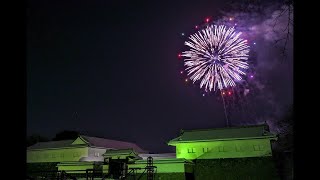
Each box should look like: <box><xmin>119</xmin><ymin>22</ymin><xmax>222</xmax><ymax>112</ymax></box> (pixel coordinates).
<box><xmin>182</xmin><ymin>25</ymin><xmax>250</xmax><ymax>92</ymax></box>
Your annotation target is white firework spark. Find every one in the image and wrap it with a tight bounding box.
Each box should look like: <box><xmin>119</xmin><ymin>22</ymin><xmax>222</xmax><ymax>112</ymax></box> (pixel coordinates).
<box><xmin>182</xmin><ymin>25</ymin><xmax>250</xmax><ymax>92</ymax></box>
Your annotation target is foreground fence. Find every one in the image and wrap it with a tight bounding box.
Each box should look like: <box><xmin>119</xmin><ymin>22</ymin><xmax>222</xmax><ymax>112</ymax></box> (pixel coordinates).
<box><xmin>27</xmin><ymin>169</ymin><xmax>104</xmax><ymax>180</ymax></box>
<box><xmin>27</xmin><ymin>168</ymin><xmax>156</xmax><ymax>180</ymax></box>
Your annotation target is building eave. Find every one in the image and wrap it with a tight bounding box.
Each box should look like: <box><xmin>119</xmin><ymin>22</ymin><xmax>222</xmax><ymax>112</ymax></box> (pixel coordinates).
<box><xmin>134</xmin><ymin>158</ymin><xmax>194</xmax><ymax>164</ymax></box>
<box><xmin>27</xmin><ymin>144</ymin><xmax>89</xmax><ymax>151</ymax></box>
<box><xmin>78</xmin><ymin>135</ymin><xmax>91</xmax><ymax>145</ymax></box>
<box><xmin>168</xmin><ymin>135</ymin><xmax>277</xmax><ymax>145</ymax></box>
<box><xmin>89</xmin><ymin>146</ymin><xmax>116</xmax><ymax>150</ymax></box>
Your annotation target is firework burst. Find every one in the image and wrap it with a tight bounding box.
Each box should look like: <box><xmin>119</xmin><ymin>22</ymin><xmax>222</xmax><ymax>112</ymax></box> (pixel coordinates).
<box><xmin>182</xmin><ymin>25</ymin><xmax>250</xmax><ymax>92</ymax></box>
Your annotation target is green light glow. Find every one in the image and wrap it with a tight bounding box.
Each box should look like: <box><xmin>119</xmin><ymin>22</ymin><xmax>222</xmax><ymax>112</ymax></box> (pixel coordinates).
<box><xmin>173</xmin><ymin>139</ymin><xmax>273</xmax><ymax>160</ymax></box>
<box><xmin>27</xmin><ymin>147</ymin><xmax>88</xmax><ymax>163</ymax></box>
<box><xmin>27</xmin><ymin>125</ymin><xmax>278</xmax><ymax>179</ymax></box>
<box><xmin>129</xmin><ymin>159</ymin><xmax>193</xmax><ymax>173</ymax></box>
<box><xmin>57</xmin><ymin>162</ymin><xmax>95</xmax><ymax>173</ymax></box>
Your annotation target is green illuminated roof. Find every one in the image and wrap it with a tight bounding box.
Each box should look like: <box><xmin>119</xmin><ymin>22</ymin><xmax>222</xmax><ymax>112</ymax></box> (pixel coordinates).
<box><xmin>27</xmin><ymin>140</ymin><xmax>78</xmax><ymax>150</ymax></box>
<box><xmin>103</xmin><ymin>149</ymin><xmax>142</xmax><ymax>160</ymax></box>
<box><xmin>103</xmin><ymin>149</ymin><xmax>138</xmax><ymax>156</ymax></box>
<box><xmin>134</xmin><ymin>158</ymin><xmax>194</xmax><ymax>164</ymax></box>
<box><xmin>168</xmin><ymin>124</ymin><xmax>277</xmax><ymax>145</ymax></box>
<box><xmin>28</xmin><ymin>135</ymin><xmax>147</xmax><ymax>152</ymax></box>
<box><xmin>80</xmin><ymin>136</ymin><xmax>147</xmax><ymax>153</ymax></box>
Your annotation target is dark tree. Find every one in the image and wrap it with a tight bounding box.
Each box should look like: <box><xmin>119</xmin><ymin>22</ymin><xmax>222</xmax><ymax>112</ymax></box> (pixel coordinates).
<box><xmin>275</xmin><ymin>105</ymin><xmax>293</xmax><ymax>152</ymax></box>
<box><xmin>222</xmin><ymin>0</ymin><xmax>293</xmax><ymax>60</ymax></box>
<box><xmin>52</xmin><ymin>130</ymin><xmax>80</xmax><ymax>141</ymax></box>
<box><xmin>273</xmin><ymin>105</ymin><xmax>293</xmax><ymax>180</ymax></box>
<box><xmin>27</xmin><ymin>134</ymin><xmax>49</xmax><ymax>147</ymax></box>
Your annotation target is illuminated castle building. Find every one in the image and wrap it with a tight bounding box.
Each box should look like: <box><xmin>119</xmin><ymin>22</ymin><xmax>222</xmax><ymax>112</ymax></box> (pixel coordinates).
<box><xmin>168</xmin><ymin>124</ymin><xmax>277</xmax><ymax>160</ymax></box>
<box><xmin>27</xmin><ymin>123</ymin><xmax>279</xmax><ymax>179</ymax></box>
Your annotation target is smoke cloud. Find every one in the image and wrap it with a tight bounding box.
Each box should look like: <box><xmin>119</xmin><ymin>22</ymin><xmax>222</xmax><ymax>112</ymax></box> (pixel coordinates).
<box><xmin>217</xmin><ymin>0</ymin><xmax>293</xmax><ymax>132</ymax></box>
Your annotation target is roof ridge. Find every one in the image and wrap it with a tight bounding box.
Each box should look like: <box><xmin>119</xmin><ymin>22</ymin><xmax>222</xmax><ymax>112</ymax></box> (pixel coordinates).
<box><xmin>32</xmin><ymin>139</ymin><xmax>73</xmax><ymax>144</ymax></box>
<box><xmin>182</xmin><ymin>124</ymin><xmax>266</xmax><ymax>132</ymax></box>
<box><xmin>80</xmin><ymin>135</ymin><xmax>137</xmax><ymax>144</ymax></box>
<box><xmin>108</xmin><ymin>148</ymin><xmax>133</xmax><ymax>150</ymax></box>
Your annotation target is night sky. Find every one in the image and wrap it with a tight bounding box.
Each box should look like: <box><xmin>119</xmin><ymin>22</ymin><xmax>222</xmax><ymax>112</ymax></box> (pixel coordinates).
<box><xmin>27</xmin><ymin>0</ymin><xmax>293</xmax><ymax>153</ymax></box>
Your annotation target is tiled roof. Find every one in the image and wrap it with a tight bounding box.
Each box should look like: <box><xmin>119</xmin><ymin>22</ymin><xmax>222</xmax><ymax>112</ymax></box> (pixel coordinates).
<box><xmin>103</xmin><ymin>149</ymin><xmax>136</xmax><ymax>155</ymax></box>
<box><xmin>139</xmin><ymin>153</ymin><xmax>176</xmax><ymax>160</ymax></box>
<box><xmin>80</xmin><ymin>135</ymin><xmax>147</xmax><ymax>153</ymax></box>
<box><xmin>27</xmin><ymin>135</ymin><xmax>147</xmax><ymax>153</ymax></box>
<box><xmin>103</xmin><ymin>149</ymin><xmax>142</xmax><ymax>160</ymax></box>
<box><xmin>168</xmin><ymin>124</ymin><xmax>277</xmax><ymax>144</ymax></box>
<box><xmin>27</xmin><ymin>140</ymin><xmax>75</xmax><ymax>150</ymax></box>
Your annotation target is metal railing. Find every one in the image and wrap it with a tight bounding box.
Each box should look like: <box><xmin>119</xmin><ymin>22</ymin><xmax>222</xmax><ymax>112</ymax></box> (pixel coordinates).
<box><xmin>27</xmin><ymin>169</ymin><xmax>103</xmax><ymax>180</ymax></box>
